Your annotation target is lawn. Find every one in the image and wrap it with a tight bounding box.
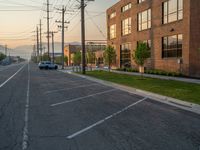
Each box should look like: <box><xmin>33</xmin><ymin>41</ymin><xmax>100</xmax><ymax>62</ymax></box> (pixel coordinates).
<box><xmin>84</xmin><ymin>70</ymin><xmax>200</xmax><ymax>105</ymax></box>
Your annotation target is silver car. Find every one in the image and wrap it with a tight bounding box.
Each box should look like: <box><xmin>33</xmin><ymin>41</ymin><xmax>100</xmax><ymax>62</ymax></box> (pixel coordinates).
<box><xmin>38</xmin><ymin>61</ymin><xmax>58</xmax><ymax>70</ymax></box>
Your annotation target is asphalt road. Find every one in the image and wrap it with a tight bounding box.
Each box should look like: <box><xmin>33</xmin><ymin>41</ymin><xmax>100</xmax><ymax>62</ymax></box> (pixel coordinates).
<box><xmin>0</xmin><ymin>62</ymin><xmax>200</xmax><ymax>150</ymax></box>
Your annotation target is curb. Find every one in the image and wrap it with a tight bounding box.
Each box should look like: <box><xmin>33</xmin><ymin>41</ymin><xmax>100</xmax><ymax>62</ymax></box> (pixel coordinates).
<box><xmin>59</xmin><ymin>70</ymin><xmax>200</xmax><ymax>115</ymax></box>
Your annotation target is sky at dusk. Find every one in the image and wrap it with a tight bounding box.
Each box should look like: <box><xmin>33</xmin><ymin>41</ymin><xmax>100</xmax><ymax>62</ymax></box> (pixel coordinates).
<box><xmin>0</xmin><ymin>0</ymin><xmax>118</xmax><ymax>57</ymax></box>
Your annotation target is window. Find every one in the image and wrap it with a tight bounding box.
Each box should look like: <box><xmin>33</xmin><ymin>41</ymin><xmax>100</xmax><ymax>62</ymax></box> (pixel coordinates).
<box><xmin>163</xmin><ymin>0</ymin><xmax>183</xmax><ymax>24</ymax></box>
<box><xmin>162</xmin><ymin>34</ymin><xmax>183</xmax><ymax>58</ymax></box>
<box><xmin>120</xmin><ymin>43</ymin><xmax>131</xmax><ymax>68</ymax></box>
<box><xmin>138</xmin><ymin>9</ymin><xmax>151</xmax><ymax>31</ymax></box>
<box><xmin>122</xmin><ymin>17</ymin><xmax>131</xmax><ymax>36</ymax></box>
<box><xmin>109</xmin><ymin>24</ymin><xmax>116</xmax><ymax>39</ymax></box>
<box><xmin>122</xmin><ymin>3</ymin><xmax>132</xmax><ymax>12</ymax></box>
<box><xmin>138</xmin><ymin>0</ymin><xmax>146</xmax><ymax>3</ymax></box>
<box><xmin>138</xmin><ymin>40</ymin><xmax>151</xmax><ymax>49</ymax></box>
<box><xmin>110</xmin><ymin>12</ymin><xmax>116</xmax><ymax>19</ymax></box>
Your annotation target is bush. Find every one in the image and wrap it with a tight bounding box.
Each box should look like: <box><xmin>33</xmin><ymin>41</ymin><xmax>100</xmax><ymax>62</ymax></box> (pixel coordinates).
<box><xmin>117</xmin><ymin>68</ymin><xmax>183</xmax><ymax>77</ymax></box>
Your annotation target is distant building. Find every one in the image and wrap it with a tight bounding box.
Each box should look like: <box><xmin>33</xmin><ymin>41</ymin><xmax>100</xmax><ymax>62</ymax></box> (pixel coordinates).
<box><xmin>107</xmin><ymin>0</ymin><xmax>200</xmax><ymax>77</ymax></box>
<box><xmin>64</xmin><ymin>42</ymin><xmax>106</xmax><ymax>66</ymax></box>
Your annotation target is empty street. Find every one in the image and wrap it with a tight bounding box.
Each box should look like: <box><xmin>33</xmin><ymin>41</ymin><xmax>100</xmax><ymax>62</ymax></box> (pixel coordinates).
<box><xmin>0</xmin><ymin>62</ymin><xmax>200</xmax><ymax>150</ymax></box>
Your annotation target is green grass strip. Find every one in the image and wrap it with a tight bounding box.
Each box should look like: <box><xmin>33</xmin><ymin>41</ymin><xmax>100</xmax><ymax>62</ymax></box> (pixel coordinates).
<box><xmin>82</xmin><ymin>70</ymin><xmax>200</xmax><ymax>105</ymax></box>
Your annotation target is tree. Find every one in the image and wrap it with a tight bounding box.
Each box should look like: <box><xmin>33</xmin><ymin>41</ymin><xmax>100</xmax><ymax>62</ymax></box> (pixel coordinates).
<box><xmin>42</xmin><ymin>53</ymin><xmax>50</xmax><ymax>61</ymax></box>
<box><xmin>0</xmin><ymin>52</ymin><xmax>6</xmax><ymax>61</ymax></box>
<box><xmin>133</xmin><ymin>41</ymin><xmax>151</xmax><ymax>76</ymax></box>
<box><xmin>73</xmin><ymin>51</ymin><xmax>81</xmax><ymax>66</ymax></box>
<box><xmin>55</xmin><ymin>56</ymin><xmax>62</xmax><ymax>65</ymax></box>
<box><xmin>103</xmin><ymin>45</ymin><xmax>116</xmax><ymax>72</ymax></box>
<box><xmin>64</xmin><ymin>56</ymin><xmax>68</xmax><ymax>66</ymax></box>
<box><xmin>87</xmin><ymin>49</ymin><xmax>96</xmax><ymax>65</ymax></box>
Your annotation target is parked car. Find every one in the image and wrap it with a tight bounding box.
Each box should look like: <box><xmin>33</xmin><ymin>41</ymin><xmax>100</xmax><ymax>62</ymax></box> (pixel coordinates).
<box><xmin>38</xmin><ymin>61</ymin><xmax>58</xmax><ymax>70</ymax></box>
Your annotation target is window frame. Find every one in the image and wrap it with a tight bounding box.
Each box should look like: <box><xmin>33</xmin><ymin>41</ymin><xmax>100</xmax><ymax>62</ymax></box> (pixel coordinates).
<box><xmin>120</xmin><ymin>43</ymin><xmax>132</xmax><ymax>68</ymax></box>
<box><xmin>162</xmin><ymin>0</ymin><xmax>183</xmax><ymax>24</ymax></box>
<box><xmin>138</xmin><ymin>9</ymin><xmax>151</xmax><ymax>31</ymax></box>
<box><xmin>162</xmin><ymin>34</ymin><xmax>183</xmax><ymax>58</ymax></box>
<box><xmin>121</xmin><ymin>3</ymin><xmax>132</xmax><ymax>13</ymax></box>
<box><xmin>109</xmin><ymin>11</ymin><xmax>116</xmax><ymax>19</ymax></box>
<box><xmin>122</xmin><ymin>17</ymin><xmax>132</xmax><ymax>36</ymax></box>
<box><xmin>109</xmin><ymin>24</ymin><xmax>117</xmax><ymax>39</ymax></box>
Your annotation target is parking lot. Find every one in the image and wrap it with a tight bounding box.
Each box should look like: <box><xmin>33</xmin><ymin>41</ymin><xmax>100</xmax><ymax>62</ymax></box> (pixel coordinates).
<box><xmin>0</xmin><ymin>62</ymin><xmax>200</xmax><ymax>150</ymax></box>
<box><xmin>27</xmin><ymin>63</ymin><xmax>200</xmax><ymax>150</ymax></box>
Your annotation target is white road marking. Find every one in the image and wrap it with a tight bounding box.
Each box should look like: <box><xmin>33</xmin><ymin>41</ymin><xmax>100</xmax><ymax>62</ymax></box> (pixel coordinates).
<box><xmin>67</xmin><ymin>97</ymin><xmax>148</xmax><ymax>139</ymax></box>
<box><xmin>22</xmin><ymin>62</ymin><xmax>30</xmax><ymax>150</ymax></box>
<box><xmin>45</xmin><ymin>83</ymin><xmax>99</xmax><ymax>94</ymax></box>
<box><xmin>0</xmin><ymin>63</ymin><xmax>22</xmax><ymax>72</ymax></box>
<box><xmin>0</xmin><ymin>64</ymin><xmax>25</xmax><ymax>88</ymax></box>
<box><xmin>41</xmin><ymin>79</ymin><xmax>88</xmax><ymax>86</ymax></box>
<box><xmin>51</xmin><ymin>89</ymin><xmax>117</xmax><ymax>107</ymax></box>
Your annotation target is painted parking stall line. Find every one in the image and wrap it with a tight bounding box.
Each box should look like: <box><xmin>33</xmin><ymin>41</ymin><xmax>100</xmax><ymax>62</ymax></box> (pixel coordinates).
<box><xmin>44</xmin><ymin>83</ymin><xmax>100</xmax><ymax>94</ymax></box>
<box><xmin>51</xmin><ymin>89</ymin><xmax>117</xmax><ymax>107</ymax></box>
<box><xmin>67</xmin><ymin>97</ymin><xmax>148</xmax><ymax>139</ymax></box>
<box><xmin>0</xmin><ymin>64</ymin><xmax>26</xmax><ymax>88</ymax></box>
<box><xmin>40</xmin><ymin>79</ymin><xmax>90</xmax><ymax>87</ymax></box>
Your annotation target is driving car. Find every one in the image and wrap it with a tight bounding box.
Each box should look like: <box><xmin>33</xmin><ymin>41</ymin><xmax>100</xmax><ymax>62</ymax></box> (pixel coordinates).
<box><xmin>38</xmin><ymin>61</ymin><xmax>58</xmax><ymax>70</ymax></box>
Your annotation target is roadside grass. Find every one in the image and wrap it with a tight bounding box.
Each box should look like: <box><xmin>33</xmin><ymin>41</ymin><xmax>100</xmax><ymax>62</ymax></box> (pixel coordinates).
<box><xmin>83</xmin><ymin>70</ymin><xmax>200</xmax><ymax>105</ymax></box>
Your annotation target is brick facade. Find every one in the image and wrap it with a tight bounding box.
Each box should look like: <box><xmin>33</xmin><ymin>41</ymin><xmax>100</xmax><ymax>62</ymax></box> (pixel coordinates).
<box><xmin>107</xmin><ymin>0</ymin><xmax>200</xmax><ymax>77</ymax></box>
<box><xmin>64</xmin><ymin>43</ymin><xmax>106</xmax><ymax>67</ymax></box>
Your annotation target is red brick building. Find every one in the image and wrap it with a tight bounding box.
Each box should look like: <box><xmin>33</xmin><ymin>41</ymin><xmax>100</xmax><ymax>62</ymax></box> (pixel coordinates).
<box><xmin>107</xmin><ymin>0</ymin><xmax>200</xmax><ymax>77</ymax></box>
<box><xmin>64</xmin><ymin>42</ymin><xmax>106</xmax><ymax>67</ymax></box>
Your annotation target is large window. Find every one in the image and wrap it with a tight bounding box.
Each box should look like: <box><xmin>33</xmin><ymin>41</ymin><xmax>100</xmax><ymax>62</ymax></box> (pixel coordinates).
<box><xmin>109</xmin><ymin>24</ymin><xmax>116</xmax><ymax>39</ymax></box>
<box><xmin>138</xmin><ymin>0</ymin><xmax>146</xmax><ymax>3</ymax></box>
<box><xmin>163</xmin><ymin>0</ymin><xmax>183</xmax><ymax>24</ymax></box>
<box><xmin>122</xmin><ymin>3</ymin><xmax>132</xmax><ymax>12</ymax></box>
<box><xmin>138</xmin><ymin>9</ymin><xmax>151</xmax><ymax>31</ymax></box>
<box><xmin>122</xmin><ymin>17</ymin><xmax>131</xmax><ymax>36</ymax></box>
<box><xmin>162</xmin><ymin>34</ymin><xmax>183</xmax><ymax>58</ymax></box>
<box><xmin>120</xmin><ymin>43</ymin><xmax>131</xmax><ymax>68</ymax></box>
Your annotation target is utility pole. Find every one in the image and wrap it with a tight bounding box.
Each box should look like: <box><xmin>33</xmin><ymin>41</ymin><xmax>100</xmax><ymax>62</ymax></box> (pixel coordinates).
<box><xmin>80</xmin><ymin>0</ymin><xmax>94</xmax><ymax>74</ymax></box>
<box><xmin>51</xmin><ymin>31</ymin><xmax>57</xmax><ymax>64</ymax></box>
<box><xmin>81</xmin><ymin>0</ymin><xmax>86</xmax><ymax>74</ymax></box>
<box><xmin>36</xmin><ymin>26</ymin><xmax>39</xmax><ymax>62</ymax></box>
<box><xmin>61</xmin><ymin>6</ymin><xmax>65</xmax><ymax>69</ymax></box>
<box><xmin>56</xmin><ymin>6</ymin><xmax>69</xmax><ymax>69</ymax></box>
<box><xmin>46</xmin><ymin>0</ymin><xmax>50</xmax><ymax>60</ymax></box>
<box><xmin>39</xmin><ymin>19</ymin><xmax>43</xmax><ymax>61</ymax></box>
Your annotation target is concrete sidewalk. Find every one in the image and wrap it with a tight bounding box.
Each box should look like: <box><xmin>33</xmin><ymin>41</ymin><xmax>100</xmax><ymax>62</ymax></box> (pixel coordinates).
<box><xmin>60</xmin><ymin>66</ymin><xmax>200</xmax><ymax>84</ymax></box>
<box><xmin>111</xmin><ymin>70</ymin><xmax>200</xmax><ymax>85</ymax></box>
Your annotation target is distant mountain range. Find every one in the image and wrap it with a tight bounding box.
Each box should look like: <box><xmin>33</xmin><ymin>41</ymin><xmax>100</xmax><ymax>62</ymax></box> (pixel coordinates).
<box><xmin>12</xmin><ymin>41</ymin><xmax>81</xmax><ymax>59</ymax></box>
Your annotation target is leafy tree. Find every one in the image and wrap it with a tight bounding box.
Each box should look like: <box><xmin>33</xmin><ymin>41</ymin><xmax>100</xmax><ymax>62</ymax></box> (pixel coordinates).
<box><xmin>42</xmin><ymin>53</ymin><xmax>50</xmax><ymax>61</ymax></box>
<box><xmin>103</xmin><ymin>45</ymin><xmax>116</xmax><ymax>72</ymax></box>
<box><xmin>55</xmin><ymin>56</ymin><xmax>62</xmax><ymax>65</ymax></box>
<box><xmin>64</xmin><ymin>56</ymin><xmax>68</xmax><ymax>66</ymax></box>
<box><xmin>133</xmin><ymin>41</ymin><xmax>151</xmax><ymax>76</ymax></box>
<box><xmin>73</xmin><ymin>51</ymin><xmax>81</xmax><ymax>66</ymax></box>
<box><xmin>0</xmin><ymin>52</ymin><xmax>6</xmax><ymax>61</ymax></box>
<box><xmin>87</xmin><ymin>49</ymin><xmax>96</xmax><ymax>65</ymax></box>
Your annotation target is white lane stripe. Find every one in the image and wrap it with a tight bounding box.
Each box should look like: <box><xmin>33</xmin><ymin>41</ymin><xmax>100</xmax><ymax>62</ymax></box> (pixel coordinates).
<box><xmin>0</xmin><ymin>63</ymin><xmax>22</xmax><ymax>72</ymax></box>
<box><xmin>22</xmin><ymin>62</ymin><xmax>30</xmax><ymax>150</ymax></box>
<box><xmin>51</xmin><ymin>89</ymin><xmax>117</xmax><ymax>107</ymax></box>
<box><xmin>45</xmin><ymin>83</ymin><xmax>99</xmax><ymax>94</ymax></box>
<box><xmin>67</xmin><ymin>97</ymin><xmax>148</xmax><ymax>139</ymax></box>
<box><xmin>0</xmin><ymin>64</ymin><xmax>25</xmax><ymax>88</ymax></box>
